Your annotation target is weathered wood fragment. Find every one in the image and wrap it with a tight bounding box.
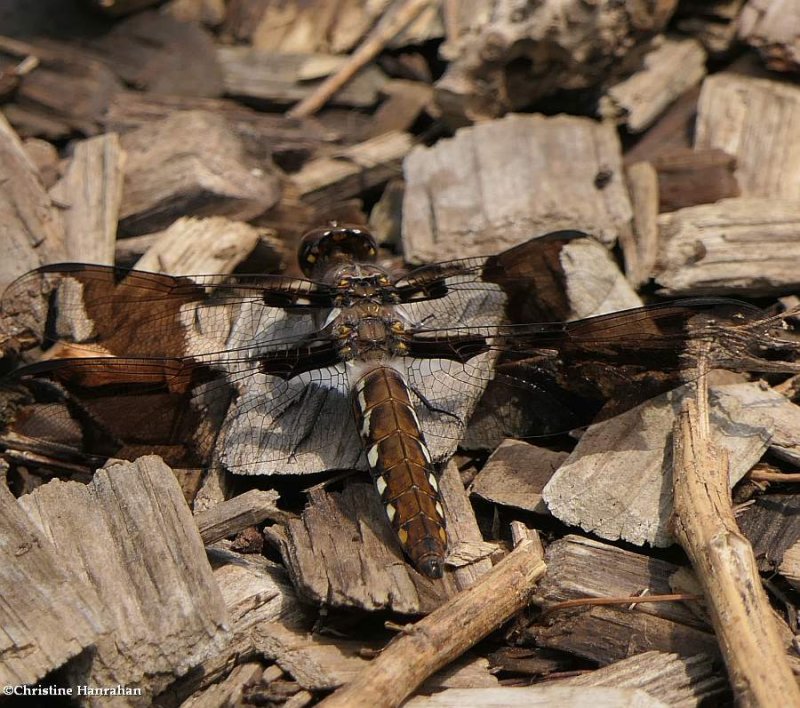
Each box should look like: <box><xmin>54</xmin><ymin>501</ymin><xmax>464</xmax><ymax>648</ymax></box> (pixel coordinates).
<box><xmin>404</xmin><ymin>686</ymin><xmax>669</xmax><ymax>707</ymax></box>
<box><xmin>18</xmin><ymin>456</ymin><xmax>230</xmax><ymax>699</ymax></box>
<box><xmin>652</xmin><ymin>148</ymin><xmax>739</xmax><ymax>212</ymax></box>
<box><xmin>779</xmin><ymin>540</ymin><xmax>800</xmax><ymax>590</ymax></box>
<box><xmin>544</xmin><ymin>383</ymin><xmax>796</xmax><ymax>547</ymax></box>
<box><xmin>673</xmin><ymin>0</ymin><xmax>746</xmax><ymax>54</ymax></box>
<box><xmin>87</xmin><ymin>11</ymin><xmax>223</xmax><ymax>97</ymax></box>
<box><xmin>195</xmin><ymin>489</ymin><xmax>285</xmax><ymax>545</ymax></box>
<box><xmin>436</xmin><ymin>0</ymin><xmax>678</xmax><ymax>124</ymax></box>
<box><xmin>134</xmin><ymin>216</ymin><xmax>265</xmax><ymax>275</ymax></box>
<box><xmin>600</xmin><ymin>37</ymin><xmax>706</xmax><ymax>134</ymax></box>
<box><xmin>0</xmin><ymin>35</ymin><xmax>121</xmax><ymax>139</ymax></box>
<box><xmin>218</xmin><ymin>48</ymin><xmax>387</xmax><ymax>107</ymax></box>
<box><xmin>291</xmin><ymin>130</ymin><xmax>411</xmax><ymax>207</ymax></box>
<box><xmin>22</xmin><ymin>137</ymin><xmax>60</xmax><ymax>188</ymax></box>
<box><xmin>655</xmin><ymin>197</ymin><xmax>800</xmax><ymax>295</ymax></box>
<box><xmin>671</xmin><ymin>381</ymin><xmax>800</xmax><ymax>705</ymax></box>
<box><xmin>529</xmin><ymin>536</ymin><xmax>718</xmax><ymax>662</ymax></box>
<box><xmin>403</xmin><ymin>114</ymin><xmax>633</xmax><ymax>262</ymax></box>
<box><xmin>180</xmin><ymin>662</ymin><xmax>264</xmax><ymax>708</ymax></box>
<box><xmin>469</xmin><ymin>439</ymin><xmax>564</xmax><ymax>514</ymax></box>
<box><xmin>319</xmin><ymin>537</ymin><xmax>546</xmax><ymax>708</ymax></box>
<box><xmin>738</xmin><ymin>494</ymin><xmax>800</xmax><ymax>572</ymax></box>
<box><xmin>49</xmin><ymin>133</ymin><xmax>125</xmax><ymax>265</ymax></box>
<box><xmin>118</xmin><ymin>110</ymin><xmax>280</xmax><ymax>235</ymax></box>
<box><xmin>624</xmin><ymin>160</ymin><xmax>659</xmax><ymax>287</ymax></box>
<box><xmin>0</xmin><ymin>483</ymin><xmax>104</xmax><ymax>687</ymax></box>
<box><xmin>560</xmin><ymin>651</ymin><xmax>727</xmax><ymax>707</ymax></box>
<box><xmin>695</xmin><ymin>73</ymin><xmax>800</xmax><ymax>198</ymax></box>
<box><xmin>163</xmin><ymin>0</ymin><xmax>226</xmax><ymax>26</ymax></box>
<box><xmin>0</xmin><ymin>114</ymin><xmax>65</xmax><ymax>292</ymax></box>
<box><xmin>367</xmin><ymin>80</ymin><xmax>433</xmax><ymax>137</ymax></box>
<box><xmin>739</xmin><ymin>0</ymin><xmax>800</xmax><ymax>73</ymax></box>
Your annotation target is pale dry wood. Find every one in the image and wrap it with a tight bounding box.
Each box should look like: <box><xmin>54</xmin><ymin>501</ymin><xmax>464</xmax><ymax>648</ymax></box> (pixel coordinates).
<box><xmin>291</xmin><ymin>130</ymin><xmax>412</xmax><ymax>207</ymax></box>
<box><xmin>219</xmin><ymin>48</ymin><xmax>387</xmax><ymax>108</ymax></box>
<box><xmin>49</xmin><ymin>133</ymin><xmax>125</xmax><ymax>265</ymax></box>
<box><xmin>17</xmin><ymin>456</ymin><xmax>230</xmax><ymax>699</ymax></box>
<box><xmin>695</xmin><ymin>73</ymin><xmax>800</xmax><ymax>198</ymax></box>
<box><xmin>0</xmin><ymin>484</ymin><xmax>104</xmax><ymax>686</ymax></box>
<box><xmin>119</xmin><ymin>110</ymin><xmax>280</xmax><ymax>235</ymax></box>
<box><xmin>739</xmin><ymin>0</ymin><xmax>800</xmax><ymax>73</ymax></box>
<box><xmin>163</xmin><ymin>0</ymin><xmax>226</xmax><ymax>26</ymax></box>
<box><xmin>134</xmin><ymin>216</ymin><xmax>264</xmax><ymax>275</ymax></box>
<box><xmin>195</xmin><ymin>489</ymin><xmax>285</xmax><ymax>545</ymax></box>
<box><xmin>779</xmin><ymin>540</ymin><xmax>800</xmax><ymax>590</ymax></box>
<box><xmin>560</xmin><ymin>651</ymin><xmax>726</xmax><ymax>708</ymax></box>
<box><xmin>469</xmin><ymin>439</ymin><xmax>565</xmax><ymax>514</ymax></box>
<box><xmin>436</xmin><ymin>0</ymin><xmax>678</xmax><ymax>124</ymax></box>
<box><xmin>671</xmin><ymin>383</ymin><xmax>800</xmax><ymax>705</ymax></box>
<box><xmin>318</xmin><ymin>537</ymin><xmax>546</xmax><ymax>708</ymax></box>
<box><xmin>286</xmin><ymin>0</ymin><xmax>434</xmax><ymax>119</ymax></box>
<box><xmin>404</xmin><ymin>686</ymin><xmax>669</xmax><ymax>708</ymax></box>
<box><xmin>22</xmin><ymin>137</ymin><xmax>60</xmax><ymax>188</ymax></box>
<box><xmin>270</xmin><ymin>481</ymin><xmax>453</xmax><ymax>613</ymax></box>
<box><xmin>0</xmin><ymin>113</ymin><xmax>65</xmax><ymax>292</ymax></box>
<box><xmin>367</xmin><ymin>80</ymin><xmax>433</xmax><ymax>138</ymax></box>
<box><xmin>543</xmin><ymin>383</ymin><xmax>783</xmax><ymax>547</ymax></box>
<box><xmin>674</xmin><ymin>0</ymin><xmax>746</xmax><ymax>53</ymax></box>
<box><xmin>180</xmin><ymin>662</ymin><xmax>263</xmax><ymax>708</ymax></box>
<box><xmin>655</xmin><ymin>197</ymin><xmax>800</xmax><ymax>295</ymax></box>
<box><xmin>624</xmin><ymin>160</ymin><xmax>659</xmax><ymax>287</ymax></box>
<box><xmin>402</xmin><ymin>114</ymin><xmax>633</xmax><ymax>262</ymax></box>
<box><xmin>600</xmin><ymin>37</ymin><xmax>706</xmax><ymax>134</ymax></box>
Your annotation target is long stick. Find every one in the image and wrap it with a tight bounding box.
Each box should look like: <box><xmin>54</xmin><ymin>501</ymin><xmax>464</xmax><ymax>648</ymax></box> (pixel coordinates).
<box><xmin>319</xmin><ymin>537</ymin><xmax>546</xmax><ymax>708</ymax></box>
<box><xmin>671</xmin><ymin>375</ymin><xmax>800</xmax><ymax>706</ymax></box>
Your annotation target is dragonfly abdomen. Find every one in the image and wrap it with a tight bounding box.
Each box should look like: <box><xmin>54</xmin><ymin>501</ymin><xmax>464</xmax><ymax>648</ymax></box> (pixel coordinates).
<box><xmin>351</xmin><ymin>365</ymin><xmax>447</xmax><ymax>578</ymax></box>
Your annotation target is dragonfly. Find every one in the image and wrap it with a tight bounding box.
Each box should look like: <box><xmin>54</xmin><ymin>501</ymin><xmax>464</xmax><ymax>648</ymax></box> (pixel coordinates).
<box><xmin>1</xmin><ymin>224</ymin><xmax>798</xmax><ymax>578</ymax></box>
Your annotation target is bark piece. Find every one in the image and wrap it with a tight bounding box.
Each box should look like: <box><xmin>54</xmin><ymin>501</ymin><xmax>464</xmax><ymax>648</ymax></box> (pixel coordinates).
<box><xmin>218</xmin><ymin>48</ymin><xmax>387</xmax><ymax>108</ymax></box>
<box><xmin>624</xmin><ymin>160</ymin><xmax>659</xmax><ymax>287</ymax></box>
<box><xmin>0</xmin><ymin>114</ymin><xmax>65</xmax><ymax>293</ymax></box>
<box><xmin>273</xmin><ymin>459</ymin><xmax>489</xmax><ymax>613</ymax></box>
<box><xmin>134</xmin><ymin>216</ymin><xmax>265</xmax><ymax>275</ymax></box>
<box><xmin>561</xmin><ymin>651</ymin><xmax>727</xmax><ymax>707</ymax></box>
<box><xmin>779</xmin><ymin>541</ymin><xmax>800</xmax><ymax>590</ymax></box>
<box><xmin>17</xmin><ymin>456</ymin><xmax>230</xmax><ymax>699</ymax></box>
<box><xmin>739</xmin><ymin>0</ymin><xmax>800</xmax><ymax>73</ymax></box>
<box><xmin>543</xmin><ymin>383</ymin><xmax>795</xmax><ymax>547</ymax></box>
<box><xmin>673</xmin><ymin>0</ymin><xmax>746</xmax><ymax>54</ymax></box>
<box><xmin>469</xmin><ymin>439</ymin><xmax>565</xmax><ymax>514</ymax></box>
<box><xmin>118</xmin><ymin>110</ymin><xmax>280</xmax><ymax>235</ymax></box>
<box><xmin>695</xmin><ymin>73</ymin><xmax>800</xmax><ymax>198</ymax></box>
<box><xmin>738</xmin><ymin>494</ymin><xmax>800</xmax><ymax>572</ymax></box>
<box><xmin>405</xmin><ymin>686</ymin><xmax>670</xmax><ymax>707</ymax></box>
<box><xmin>49</xmin><ymin>133</ymin><xmax>125</xmax><ymax>265</ymax></box>
<box><xmin>180</xmin><ymin>662</ymin><xmax>264</xmax><ymax>708</ymax></box>
<box><xmin>0</xmin><ymin>484</ymin><xmax>104</xmax><ymax>687</ymax></box>
<box><xmin>529</xmin><ymin>535</ymin><xmax>718</xmax><ymax>662</ymax></box>
<box><xmin>0</xmin><ymin>35</ymin><xmax>121</xmax><ymax>139</ymax></box>
<box><xmin>86</xmin><ymin>11</ymin><xmax>223</xmax><ymax>97</ymax></box>
<box><xmin>402</xmin><ymin>114</ymin><xmax>633</xmax><ymax>262</ymax></box>
<box><xmin>655</xmin><ymin>197</ymin><xmax>800</xmax><ymax>295</ymax></box>
<box><xmin>195</xmin><ymin>489</ymin><xmax>284</xmax><ymax>545</ymax></box>
<box><xmin>600</xmin><ymin>37</ymin><xmax>706</xmax><ymax>134</ymax></box>
<box><xmin>367</xmin><ymin>80</ymin><xmax>433</xmax><ymax>138</ymax></box>
<box><xmin>652</xmin><ymin>148</ymin><xmax>739</xmax><ymax>213</ymax></box>
<box><xmin>291</xmin><ymin>130</ymin><xmax>412</xmax><ymax>207</ymax></box>
<box><xmin>671</xmin><ymin>385</ymin><xmax>800</xmax><ymax>705</ymax></box>
<box><xmin>319</xmin><ymin>537</ymin><xmax>546</xmax><ymax>708</ymax></box>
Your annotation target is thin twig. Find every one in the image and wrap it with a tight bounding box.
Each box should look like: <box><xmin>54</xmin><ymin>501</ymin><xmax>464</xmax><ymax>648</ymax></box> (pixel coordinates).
<box><xmin>286</xmin><ymin>0</ymin><xmax>434</xmax><ymax>119</ymax></box>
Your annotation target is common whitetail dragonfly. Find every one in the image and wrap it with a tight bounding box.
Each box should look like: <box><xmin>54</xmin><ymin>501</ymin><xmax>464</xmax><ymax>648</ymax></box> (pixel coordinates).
<box><xmin>1</xmin><ymin>225</ymin><xmax>798</xmax><ymax>578</ymax></box>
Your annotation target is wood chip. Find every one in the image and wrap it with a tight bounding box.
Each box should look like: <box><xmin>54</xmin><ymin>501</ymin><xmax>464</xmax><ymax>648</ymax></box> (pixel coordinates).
<box><xmin>469</xmin><ymin>439</ymin><xmax>565</xmax><ymax>514</ymax></box>
<box><xmin>118</xmin><ymin>110</ymin><xmax>280</xmax><ymax>235</ymax></box>
<box><xmin>134</xmin><ymin>216</ymin><xmax>265</xmax><ymax>275</ymax></box>
<box><xmin>778</xmin><ymin>540</ymin><xmax>800</xmax><ymax>590</ymax></box>
<box><xmin>651</xmin><ymin>148</ymin><xmax>739</xmax><ymax>213</ymax></box>
<box><xmin>195</xmin><ymin>489</ymin><xmax>285</xmax><ymax>545</ymax></box>
<box><xmin>739</xmin><ymin>0</ymin><xmax>800</xmax><ymax>73</ymax></box>
<box><xmin>695</xmin><ymin>72</ymin><xmax>800</xmax><ymax>198</ymax></box>
<box><xmin>624</xmin><ymin>160</ymin><xmax>659</xmax><ymax>287</ymax></box>
<box><xmin>0</xmin><ymin>113</ymin><xmax>65</xmax><ymax>292</ymax></box>
<box><xmin>543</xmin><ymin>383</ymin><xmax>789</xmax><ymax>547</ymax></box>
<box><xmin>600</xmin><ymin>36</ymin><xmax>706</xmax><ymax>134</ymax></box>
<box><xmin>674</xmin><ymin>0</ymin><xmax>746</xmax><ymax>54</ymax></box>
<box><xmin>17</xmin><ymin>456</ymin><xmax>229</xmax><ymax>698</ymax></box>
<box><xmin>0</xmin><ymin>484</ymin><xmax>103</xmax><ymax>686</ymax></box>
<box><xmin>655</xmin><ymin>197</ymin><xmax>800</xmax><ymax>295</ymax></box>
<box><xmin>49</xmin><ymin>133</ymin><xmax>125</xmax><ymax>265</ymax></box>
<box><xmin>402</xmin><ymin>114</ymin><xmax>633</xmax><ymax>262</ymax></box>
<box><xmin>738</xmin><ymin>493</ymin><xmax>800</xmax><ymax>572</ymax></box>
<box><xmin>404</xmin><ymin>686</ymin><xmax>670</xmax><ymax>708</ymax></box>
<box><xmin>180</xmin><ymin>661</ymin><xmax>264</xmax><ymax>708</ymax></box>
